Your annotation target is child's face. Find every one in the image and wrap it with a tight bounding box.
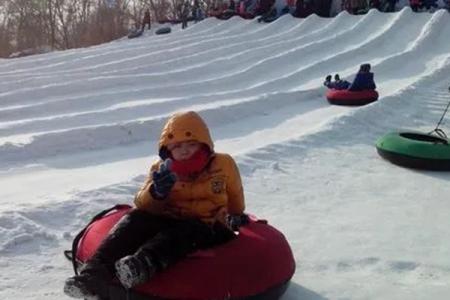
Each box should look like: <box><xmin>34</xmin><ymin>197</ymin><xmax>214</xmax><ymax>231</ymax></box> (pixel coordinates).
<box><xmin>167</xmin><ymin>140</ymin><xmax>202</xmax><ymax>161</ymax></box>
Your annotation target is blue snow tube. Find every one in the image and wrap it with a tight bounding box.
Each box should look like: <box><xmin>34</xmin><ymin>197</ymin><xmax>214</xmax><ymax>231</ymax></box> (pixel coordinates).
<box><xmin>155</xmin><ymin>27</ymin><xmax>171</xmax><ymax>35</ymax></box>
<box><xmin>128</xmin><ymin>29</ymin><xmax>144</xmax><ymax>39</ymax></box>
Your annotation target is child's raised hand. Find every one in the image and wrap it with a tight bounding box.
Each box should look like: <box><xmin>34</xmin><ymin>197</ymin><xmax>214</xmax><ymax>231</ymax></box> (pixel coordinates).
<box><xmin>150</xmin><ymin>159</ymin><xmax>177</xmax><ymax>199</ymax></box>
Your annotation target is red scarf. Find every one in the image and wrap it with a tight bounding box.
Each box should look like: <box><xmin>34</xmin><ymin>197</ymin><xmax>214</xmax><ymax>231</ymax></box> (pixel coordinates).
<box><xmin>170</xmin><ymin>148</ymin><xmax>210</xmax><ymax>178</ymax></box>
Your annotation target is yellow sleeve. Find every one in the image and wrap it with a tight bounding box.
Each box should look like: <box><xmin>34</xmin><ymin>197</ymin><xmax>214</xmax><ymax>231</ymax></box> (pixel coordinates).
<box><xmin>225</xmin><ymin>154</ymin><xmax>245</xmax><ymax>215</ymax></box>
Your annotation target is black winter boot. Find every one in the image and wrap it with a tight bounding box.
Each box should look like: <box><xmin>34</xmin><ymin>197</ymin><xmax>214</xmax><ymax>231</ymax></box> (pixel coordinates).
<box><xmin>64</xmin><ymin>263</ymin><xmax>111</xmax><ymax>299</ymax></box>
<box><xmin>115</xmin><ymin>254</ymin><xmax>157</xmax><ymax>288</ymax></box>
<box><xmin>64</xmin><ymin>273</ymin><xmax>102</xmax><ymax>299</ymax></box>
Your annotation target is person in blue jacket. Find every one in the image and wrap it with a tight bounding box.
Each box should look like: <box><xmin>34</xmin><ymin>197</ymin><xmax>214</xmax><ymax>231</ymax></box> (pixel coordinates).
<box><xmin>324</xmin><ymin>74</ymin><xmax>350</xmax><ymax>90</ymax></box>
<box><xmin>324</xmin><ymin>75</ymin><xmax>332</xmax><ymax>88</ymax></box>
<box><xmin>348</xmin><ymin>64</ymin><xmax>376</xmax><ymax>91</ymax></box>
<box><xmin>333</xmin><ymin>74</ymin><xmax>350</xmax><ymax>90</ymax></box>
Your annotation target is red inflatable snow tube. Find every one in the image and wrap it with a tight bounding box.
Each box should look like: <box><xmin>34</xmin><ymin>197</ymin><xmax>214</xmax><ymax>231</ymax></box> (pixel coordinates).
<box><xmin>76</xmin><ymin>206</ymin><xmax>296</xmax><ymax>300</ymax></box>
<box><xmin>326</xmin><ymin>89</ymin><xmax>379</xmax><ymax>106</ymax></box>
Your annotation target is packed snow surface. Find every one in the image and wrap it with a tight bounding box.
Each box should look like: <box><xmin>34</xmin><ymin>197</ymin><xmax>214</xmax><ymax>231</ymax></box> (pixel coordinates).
<box><xmin>1</xmin><ymin>8</ymin><xmax>450</xmax><ymax>300</ymax></box>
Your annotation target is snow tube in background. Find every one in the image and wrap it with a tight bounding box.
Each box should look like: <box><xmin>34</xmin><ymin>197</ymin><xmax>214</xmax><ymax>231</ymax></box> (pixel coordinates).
<box><xmin>326</xmin><ymin>89</ymin><xmax>379</xmax><ymax>106</ymax></box>
<box><xmin>76</xmin><ymin>206</ymin><xmax>296</xmax><ymax>300</ymax></box>
<box><xmin>155</xmin><ymin>27</ymin><xmax>171</xmax><ymax>35</ymax></box>
<box><xmin>128</xmin><ymin>29</ymin><xmax>144</xmax><ymax>39</ymax></box>
<box><xmin>376</xmin><ymin>131</ymin><xmax>450</xmax><ymax>171</ymax></box>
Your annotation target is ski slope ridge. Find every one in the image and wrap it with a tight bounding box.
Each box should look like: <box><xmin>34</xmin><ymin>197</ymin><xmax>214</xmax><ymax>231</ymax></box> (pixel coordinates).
<box><xmin>0</xmin><ymin>9</ymin><xmax>449</xmax><ymax>169</ymax></box>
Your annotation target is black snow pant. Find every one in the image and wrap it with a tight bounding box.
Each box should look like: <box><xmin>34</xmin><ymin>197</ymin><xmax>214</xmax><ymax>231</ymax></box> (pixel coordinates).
<box><xmin>141</xmin><ymin>22</ymin><xmax>151</xmax><ymax>30</ymax></box>
<box><xmin>181</xmin><ymin>19</ymin><xmax>188</xmax><ymax>29</ymax></box>
<box><xmin>81</xmin><ymin>209</ymin><xmax>235</xmax><ymax>295</ymax></box>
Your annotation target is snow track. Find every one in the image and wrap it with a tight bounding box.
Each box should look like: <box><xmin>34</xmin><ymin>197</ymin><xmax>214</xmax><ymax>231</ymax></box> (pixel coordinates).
<box><xmin>1</xmin><ymin>9</ymin><xmax>449</xmax><ymax>169</ymax></box>
<box><xmin>1</xmin><ymin>8</ymin><xmax>450</xmax><ymax>300</ymax></box>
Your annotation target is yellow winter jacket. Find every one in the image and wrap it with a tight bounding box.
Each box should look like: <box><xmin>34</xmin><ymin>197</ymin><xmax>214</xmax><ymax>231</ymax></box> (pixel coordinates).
<box><xmin>134</xmin><ymin>111</ymin><xmax>245</xmax><ymax>224</ymax></box>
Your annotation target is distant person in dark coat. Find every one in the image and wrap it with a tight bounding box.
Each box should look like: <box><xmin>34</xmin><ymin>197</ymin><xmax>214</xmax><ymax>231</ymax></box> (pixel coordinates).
<box><xmin>181</xmin><ymin>2</ymin><xmax>190</xmax><ymax>29</ymax></box>
<box><xmin>422</xmin><ymin>0</ymin><xmax>438</xmax><ymax>10</ymax></box>
<box><xmin>257</xmin><ymin>0</ymin><xmax>275</xmax><ymax>15</ymax></box>
<box><xmin>369</xmin><ymin>0</ymin><xmax>381</xmax><ymax>10</ymax></box>
<box><xmin>216</xmin><ymin>0</ymin><xmax>236</xmax><ymax>19</ymax></box>
<box><xmin>314</xmin><ymin>0</ymin><xmax>332</xmax><ymax>17</ymax></box>
<box><xmin>257</xmin><ymin>3</ymin><xmax>277</xmax><ymax>22</ymax></box>
<box><xmin>384</xmin><ymin>0</ymin><xmax>397</xmax><ymax>12</ymax></box>
<box><xmin>348</xmin><ymin>64</ymin><xmax>376</xmax><ymax>91</ymax></box>
<box><xmin>294</xmin><ymin>0</ymin><xmax>315</xmax><ymax>17</ymax></box>
<box><xmin>409</xmin><ymin>0</ymin><xmax>421</xmax><ymax>11</ymax></box>
<box><xmin>229</xmin><ymin>0</ymin><xmax>236</xmax><ymax>10</ymax></box>
<box><xmin>142</xmin><ymin>9</ymin><xmax>151</xmax><ymax>30</ymax></box>
<box><xmin>192</xmin><ymin>0</ymin><xmax>204</xmax><ymax>22</ymax></box>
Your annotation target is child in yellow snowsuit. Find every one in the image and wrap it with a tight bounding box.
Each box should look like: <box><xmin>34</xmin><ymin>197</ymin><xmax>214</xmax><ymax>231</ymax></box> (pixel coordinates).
<box><xmin>64</xmin><ymin>111</ymin><xmax>246</xmax><ymax>299</ymax></box>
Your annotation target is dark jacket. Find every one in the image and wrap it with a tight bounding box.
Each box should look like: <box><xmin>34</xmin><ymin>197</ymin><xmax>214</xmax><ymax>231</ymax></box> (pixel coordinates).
<box><xmin>295</xmin><ymin>0</ymin><xmax>314</xmax><ymax>17</ymax></box>
<box><xmin>229</xmin><ymin>0</ymin><xmax>236</xmax><ymax>11</ymax></box>
<box><xmin>335</xmin><ymin>80</ymin><xmax>350</xmax><ymax>90</ymax></box>
<box><xmin>348</xmin><ymin>72</ymin><xmax>376</xmax><ymax>91</ymax></box>
<box><xmin>143</xmin><ymin>10</ymin><xmax>151</xmax><ymax>24</ymax></box>
<box><xmin>257</xmin><ymin>0</ymin><xmax>275</xmax><ymax>15</ymax></box>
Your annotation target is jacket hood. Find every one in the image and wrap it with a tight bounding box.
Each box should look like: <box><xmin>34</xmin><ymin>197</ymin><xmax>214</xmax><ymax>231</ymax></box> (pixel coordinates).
<box><xmin>159</xmin><ymin>111</ymin><xmax>214</xmax><ymax>158</ymax></box>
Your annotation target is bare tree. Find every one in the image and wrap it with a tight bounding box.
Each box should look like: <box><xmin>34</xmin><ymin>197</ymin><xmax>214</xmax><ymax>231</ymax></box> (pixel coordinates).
<box><xmin>0</xmin><ymin>1</ymin><xmax>13</xmax><ymax>57</ymax></box>
<box><xmin>46</xmin><ymin>0</ymin><xmax>57</xmax><ymax>49</ymax></box>
<box><xmin>84</xmin><ymin>0</ymin><xmax>128</xmax><ymax>45</ymax></box>
<box><xmin>0</xmin><ymin>0</ymin><xmax>199</xmax><ymax>58</ymax></box>
<box><xmin>7</xmin><ymin>0</ymin><xmax>46</xmax><ymax>50</ymax></box>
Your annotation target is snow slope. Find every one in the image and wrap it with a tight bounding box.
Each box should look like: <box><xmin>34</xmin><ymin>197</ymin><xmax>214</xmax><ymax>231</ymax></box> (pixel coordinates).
<box><xmin>1</xmin><ymin>8</ymin><xmax>450</xmax><ymax>299</ymax></box>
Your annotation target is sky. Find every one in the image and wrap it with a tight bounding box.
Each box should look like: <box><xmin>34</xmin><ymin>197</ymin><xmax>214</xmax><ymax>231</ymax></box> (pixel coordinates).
<box><xmin>1</xmin><ymin>8</ymin><xmax>450</xmax><ymax>300</ymax></box>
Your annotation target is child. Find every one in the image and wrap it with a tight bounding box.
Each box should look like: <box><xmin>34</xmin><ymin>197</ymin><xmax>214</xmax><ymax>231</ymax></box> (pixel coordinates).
<box><xmin>64</xmin><ymin>111</ymin><xmax>246</xmax><ymax>299</ymax></box>
<box><xmin>324</xmin><ymin>74</ymin><xmax>351</xmax><ymax>90</ymax></box>
<box><xmin>333</xmin><ymin>74</ymin><xmax>351</xmax><ymax>90</ymax></box>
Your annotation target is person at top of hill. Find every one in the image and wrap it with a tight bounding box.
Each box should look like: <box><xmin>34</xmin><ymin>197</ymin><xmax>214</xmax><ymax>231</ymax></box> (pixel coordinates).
<box><xmin>256</xmin><ymin>0</ymin><xmax>276</xmax><ymax>15</ymax></box>
<box><xmin>281</xmin><ymin>0</ymin><xmax>296</xmax><ymax>14</ymax></box>
<box><xmin>349</xmin><ymin>0</ymin><xmax>368</xmax><ymax>14</ymax></box>
<box><xmin>63</xmin><ymin>111</ymin><xmax>247</xmax><ymax>299</ymax></box>
<box><xmin>314</xmin><ymin>0</ymin><xmax>332</xmax><ymax>16</ymax></box>
<box><xmin>217</xmin><ymin>0</ymin><xmax>237</xmax><ymax>19</ymax></box>
<box><xmin>142</xmin><ymin>8</ymin><xmax>151</xmax><ymax>30</ymax></box>
<box><xmin>369</xmin><ymin>0</ymin><xmax>381</xmax><ymax>10</ymax></box>
<box><xmin>181</xmin><ymin>1</ymin><xmax>190</xmax><ymax>29</ymax></box>
<box><xmin>422</xmin><ymin>0</ymin><xmax>438</xmax><ymax>10</ymax></box>
<box><xmin>208</xmin><ymin>1</ymin><xmax>227</xmax><ymax>17</ymax></box>
<box><xmin>409</xmin><ymin>0</ymin><xmax>422</xmax><ymax>11</ymax></box>
<box><xmin>348</xmin><ymin>63</ymin><xmax>376</xmax><ymax>91</ymax></box>
<box><xmin>324</xmin><ymin>74</ymin><xmax>351</xmax><ymax>90</ymax></box>
<box><xmin>257</xmin><ymin>1</ymin><xmax>278</xmax><ymax>22</ymax></box>
<box><xmin>229</xmin><ymin>0</ymin><xmax>236</xmax><ymax>10</ymax></box>
<box><xmin>238</xmin><ymin>0</ymin><xmax>258</xmax><ymax>18</ymax></box>
<box><xmin>192</xmin><ymin>0</ymin><xmax>204</xmax><ymax>22</ymax></box>
<box><xmin>293</xmin><ymin>0</ymin><xmax>315</xmax><ymax>18</ymax></box>
<box><xmin>384</xmin><ymin>0</ymin><xmax>398</xmax><ymax>12</ymax></box>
